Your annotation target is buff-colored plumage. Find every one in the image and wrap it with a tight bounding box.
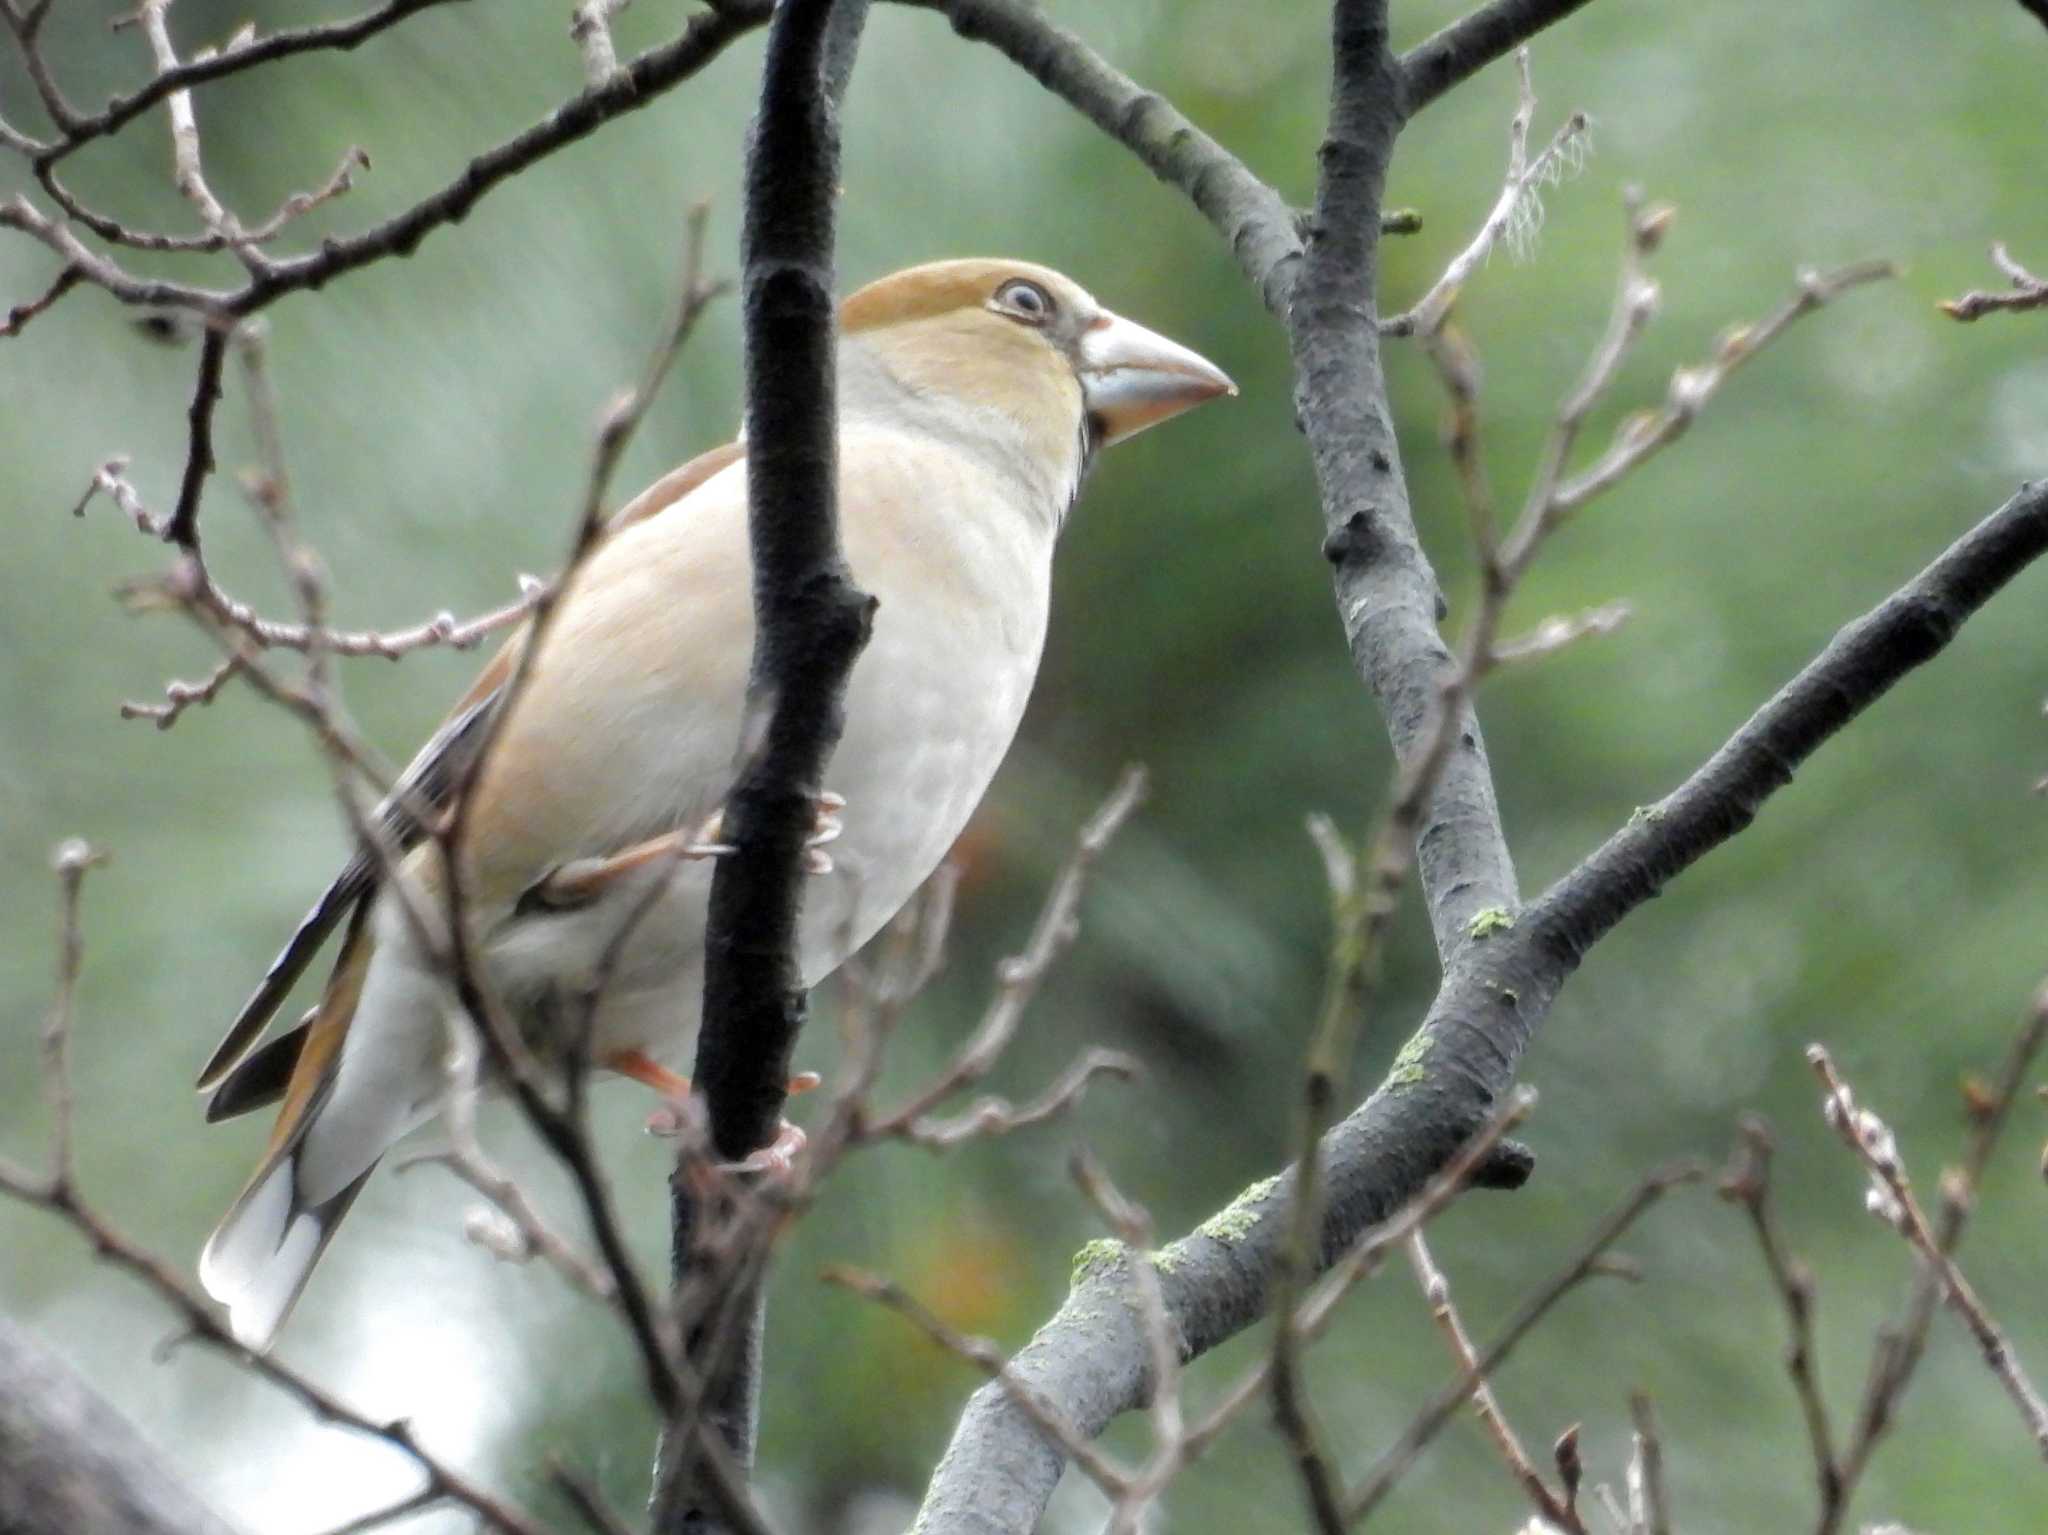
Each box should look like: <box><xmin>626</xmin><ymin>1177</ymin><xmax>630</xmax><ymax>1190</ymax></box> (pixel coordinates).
<box><xmin>196</xmin><ymin>259</ymin><xmax>1233</xmax><ymax>1346</ymax></box>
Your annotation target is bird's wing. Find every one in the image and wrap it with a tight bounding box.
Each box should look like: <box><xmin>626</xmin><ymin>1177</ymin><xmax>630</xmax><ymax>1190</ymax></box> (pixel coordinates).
<box><xmin>196</xmin><ymin>438</ymin><xmax>748</xmax><ymax>1093</ymax></box>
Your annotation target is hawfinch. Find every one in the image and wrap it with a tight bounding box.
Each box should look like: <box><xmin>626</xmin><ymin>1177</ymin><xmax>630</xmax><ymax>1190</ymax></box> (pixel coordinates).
<box><xmin>195</xmin><ymin>258</ymin><xmax>1234</xmax><ymax>1346</ymax></box>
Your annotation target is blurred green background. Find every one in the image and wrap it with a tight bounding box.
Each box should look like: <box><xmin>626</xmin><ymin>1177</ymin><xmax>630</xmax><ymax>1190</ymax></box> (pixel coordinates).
<box><xmin>4</xmin><ymin>2</ymin><xmax>2046</xmax><ymax>1531</ymax></box>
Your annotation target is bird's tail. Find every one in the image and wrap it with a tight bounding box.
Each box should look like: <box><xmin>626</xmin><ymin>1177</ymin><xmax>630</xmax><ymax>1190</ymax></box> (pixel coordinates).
<box><xmin>199</xmin><ymin>908</ymin><xmax>418</xmax><ymax>1348</ymax></box>
<box><xmin>198</xmin><ymin>1152</ymin><xmax>376</xmax><ymax>1349</ymax></box>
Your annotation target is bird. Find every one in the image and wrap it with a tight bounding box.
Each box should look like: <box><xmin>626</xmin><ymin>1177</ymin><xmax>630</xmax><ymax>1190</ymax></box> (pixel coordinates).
<box><xmin>193</xmin><ymin>257</ymin><xmax>1235</xmax><ymax>1347</ymax></box>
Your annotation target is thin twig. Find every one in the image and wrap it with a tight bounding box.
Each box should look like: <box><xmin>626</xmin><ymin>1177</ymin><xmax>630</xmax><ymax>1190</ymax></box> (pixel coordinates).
<box><xmin>37</xmin><ymin>0</ymin><xmax>466</xmax><ymax>159</ymax></box>
<box><xmin>1069</xmin><ymin>1150</ymin><xmax>1184</xmax><ymax>1535</ymax></box>
<box><xmin>1541</xmin><ymin>258</ymin><xmax>1896</xmax><ymax>522</ymax></box>
<box><xmin>0</xmin><ymin>851</ymin><xmax>547</xmax><ymax>1535</ymax></box>
<box><xmin>889</xmin><ymin>1048</ymin><xmax>1140</xmax><ymax>1150</ymax></box>
<box><xmin>871</xmin><ymin>767</ymin><xmax>1148</xmax><ymax>1134</ymax></box>
<box><xmin>1407</xmin><ymin>1230</ymin><xmax>1581</xmax><ymax>1531</ymax></box>
<box><xmin>1809</xmin><ymin>1045</ymin><xmax>2048</xmax><ymax>1459</ymax></box>
<box><xmin>1717</xmin><ymin>1115</ymin><xmax>1840</xmax><ymax>1518</ymax></box>
<box><xmin>1940</xmin><ymin>243</ymin><xmax>2048</xmax><ymax>322</ymax></box>
<box><xmin>1832</xmin><ymin>991</ymin><xmax>2048</xmax><ymax>1528</ymax></box>
<box><xmin>1383</xmin><ymin>50</ymin><xmax>1590</xmax><ymax>339</ymax></box>
<box><xmin>1</xmin><ymin>262</ymin><xmax>80</xmax><ymax>336</ymax></box>
<box><xmin>393</xmin><ymin>1018</ymin><xmax>619</xmax><ymax>1303</ymax></box>
<box><xmin>552</xmin><ymin>1464</ymin><xmax>640</xmax><ymax>1535</ymax></box>
<box><xmin>119</xmin><ymin>654</ymin><xmax>244</xmax><ymax>729</ymax></box>
<box><xmin>1346</xmin><ymin>1161</ymin><xmax>1702</xmax><ymax>1523</ymax></box>
<box><xmin>39</xmin><ymin>839</ymin><xmax>107</xmax><ymax>1192</ymax></box>
<box><xmin>132</xmin><ymin>0</ymin><xmax>269</xmax><ymax>275</ymax></box>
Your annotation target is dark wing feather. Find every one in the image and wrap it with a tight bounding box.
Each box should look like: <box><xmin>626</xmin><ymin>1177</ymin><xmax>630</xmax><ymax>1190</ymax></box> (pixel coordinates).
<box><xmin>195</xmin><ymin>437</ymin><xmax>747</xmax><ymax>1092</ymax></box>
<box><xmin>194</xmin><ymin>691</ymin><xmax>501</xmax><ymax>1089</ymax></box>
<box><xmin>204</xmin><ymin>1011</ymin><xmax>313</xmax><ymax>1121</ymax></box>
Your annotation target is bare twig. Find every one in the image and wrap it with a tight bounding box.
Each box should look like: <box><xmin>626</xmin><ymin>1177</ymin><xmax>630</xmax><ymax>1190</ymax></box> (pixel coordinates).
<box><xmin>1940</xmin><ymin>243</ymin><xmax>2048</xmax><ymax>322</ymax></box>
<box><xmin>888</xmin><ymin>1047</ymin><xmax>1140</xmax><ymax>1151</ymax></box>
<box><xmin>164</xmin><ymin>323</ymin><xmax>229</xmax><ymax>549</ymax></box>
<box><xmin>1408</xmin><ymin>1230</ymin><xmax>1581</xmax><ymax>1531</ymax></box>
<box><xmin>552</xmin><ymin>1465</ymin><xmax>639</xmax><ymax>1535</ymax></box>
<box><xmin>34</xmin><ymin>0</ymin><xmax>466</xmax><ymax>159</ymax></box>
<box><xmin>1541</xmin><ymin>258</ymin><xmax>1896</xmax><ymax>523</ymax></box>
<box><xmin>1</xmin><ymin>7</ymin><xmax>762</xmax><ymax>325</ymax></box>
<box><xmin>118</xmin><ymin>654</ymin><xmax>244</xmax><ymax>729</ymax></box>
<box><xmin>1832</xmin><ymin>992</ymin><xmax>2048</xmax><ymax>1528</ymax></box>
<box><xmin>37</xmin><ymin>839</ymin><xmax>106</xmax><ymax>1192</ymax></box>
<box><xmin>1809</xmin><ymin>1045</ymin><xmax>2048</xmax><ymax>1459</ymax></box>
<box><xmin>1</xmin><ymin>262</ymin><xmax>79</xmax><ymax>336</ymax></box>
<box><xmin>870</xmin><ymin>767</ymin><xmax>1148</xmax><ymax>1136</ymax></box>
<box><xmin>0</xmin><ymin>848</ymin><xmax>547</xmax><ymax>1535</ymax></box>
<box><xmin>1717</xmin><ymin>1115</ymin><xmax>1840</xmax><ymax>1518</ymax></box>
<box><xmin>1383</xmin><ymin>50</ymin><xmax>1590</xmax><ymax>339</ymax></box>
<box><xmin>131</xmin><ymin>0</ymin><xmax>269</xmax><ymax>275</ymax></box>
<box><xmin>74</xmin><ymin>457</ymin><xmax>165</xmax><ymax>537</ymax></box>
<box><xmin>394</xmin><ymin>1018</ymin><xmax>619</xmax><ymax>1303</ymax></box>
<box><xmin>1346</xmin><ymin>1161</ymin><xmax>1702</xmax><ymax>1523</ymax></box>
<box><xmin>1509</xmin><ymin>191</ymin><xmax>1671</xmax><ymax>572</ymax></box>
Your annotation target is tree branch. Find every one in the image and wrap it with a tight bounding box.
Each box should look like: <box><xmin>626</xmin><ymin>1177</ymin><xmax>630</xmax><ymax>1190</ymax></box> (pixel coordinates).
<box><xmin>0</xmin><ymin>1318</ymin><xmax>242</xmax><ymax>1535</ymax></box>
<box><xmin>2</xmin><ymin>7</ymin><xmax>762</xmax><ymax>325</ymax></box>
<box><xmin>657</xmin><ymin>0</ymin><xmax>873</xmax><ymax>1525</ymax></box>
<box><xmin>911</xmin><ymin>479</ymin><xmax>2048</xmax><ymax>1534</ymax></box>
<box><xmin>909</xmin><ymin>0</ymin><xmax>1302</xmax><ymax>312</ymax></box>
<box><xmin>1399</xmin><ymin>0</ymin><xmax>1604</xmax><ymax>117</ymax></box>
<box><xmin>35</xmin><ymin>0</ymin><xmax>468</xmax><ymax>162</ymax></box>
<box><xmin>1295</xmin><ymin>0</ymin><xmax>1521</xmax><ymax>960</ymax></box>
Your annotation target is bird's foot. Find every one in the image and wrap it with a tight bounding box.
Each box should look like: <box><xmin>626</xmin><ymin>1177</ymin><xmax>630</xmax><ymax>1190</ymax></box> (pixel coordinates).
<box><xmin>694</xmin><ymin>792</ymin><xmax>846</xmax><ymax>874</ymax></box>
<box><xmin>721</xmin><ymin>1118</ymin><xmax>808</xmax><ymax>1177</ymax></box>
<box><xmin>525</xmin><ymin>815</ymin><xmax>735</xmax><ymax>911</ymax></box>
<box><xmin>523</xmin><ymin>794</ymin><xmax>841</xmax><ymax>911</ymax></box>
<box><xmin>610</xmin><ymin>1050</ymin><xmax>821</xmax><ymax>1139</ymax></box>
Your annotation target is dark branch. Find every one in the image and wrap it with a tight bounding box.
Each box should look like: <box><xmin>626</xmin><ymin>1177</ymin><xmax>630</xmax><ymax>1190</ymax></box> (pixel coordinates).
<box><xmin>658</xmin><ymin>0</ymin><xmax>872</xmax><ymax>1525</ymax></box>
<box><xmin>37</xmin><ymin>0</ymin><xmax>467</xmax><ymax>162</ymax></box>
<box><xmin>1</xmin><ymin>8</ymin><xmax>763</xmax><ymax>324</ymax></box>
<box><xmin>693</xmin><ymin>0</ymin><xmax>874</xmax><ymax>1169</ymax></box>
<box><xmin>164</xmin><ymin>323</ymin><xmax>228</xmax><ymax>549</ymax></box>
<box><xmin>1399</xmin><ymin>0</ymin><xmax>1603</xmax><ymax>117</ymax></box>
<box><xmin>231</xmin><ymin>9</ymin><xmax>759</xmax><ymax>315</ymax></box>
<box><xmin>912</xmin><ymin>479</ymin><xmax>2048</xmax><ymax>1534</ymax></box>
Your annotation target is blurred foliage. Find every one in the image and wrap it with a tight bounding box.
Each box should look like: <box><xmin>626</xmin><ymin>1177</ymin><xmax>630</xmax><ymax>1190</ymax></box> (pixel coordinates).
<box><xmin>3</xmin><ymin>2</ymin><xmax>2047</xmax><ymax>1532</ymax></box>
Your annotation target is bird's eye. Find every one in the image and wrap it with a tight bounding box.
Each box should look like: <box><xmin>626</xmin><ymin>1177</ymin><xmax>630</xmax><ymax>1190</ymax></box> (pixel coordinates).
<box><xmin>993</xmin><ymin>278</ymin><xmax>1054</xmax><ymax>326</ymax></box>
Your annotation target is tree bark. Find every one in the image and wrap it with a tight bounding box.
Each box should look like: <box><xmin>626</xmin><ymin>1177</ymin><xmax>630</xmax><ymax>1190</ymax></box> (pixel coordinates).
<box><xmin>0</xmin><ymin>1316</ymin><xmax>243</xmax><ymax>1535</ymax></box>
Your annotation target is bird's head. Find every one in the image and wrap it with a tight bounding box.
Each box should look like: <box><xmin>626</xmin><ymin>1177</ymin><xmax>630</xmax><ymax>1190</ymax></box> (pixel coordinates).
<box><xmin>837</xmin><ymin>259</ymin><xmax>1235</xmax><ymax>518</ymax></box>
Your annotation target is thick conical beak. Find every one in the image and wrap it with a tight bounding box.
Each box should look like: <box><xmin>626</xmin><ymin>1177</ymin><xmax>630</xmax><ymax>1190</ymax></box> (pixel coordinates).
<box><xmin>1078</xmin><ymin>311</ymin><xmax>1236</xmax><ymax>446</ymax></box>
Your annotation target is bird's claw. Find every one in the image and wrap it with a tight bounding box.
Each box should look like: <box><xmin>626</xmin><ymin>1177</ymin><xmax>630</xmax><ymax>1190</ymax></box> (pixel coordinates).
<box><xmin>718</xmin><ymin>1119</ymin><xmax>807</xmax><ymax>1177</ymax></box>
<box><xmin>689</xmin><ymin>793</ymin><xmax>844</xmax><ymax>873</ymax></box>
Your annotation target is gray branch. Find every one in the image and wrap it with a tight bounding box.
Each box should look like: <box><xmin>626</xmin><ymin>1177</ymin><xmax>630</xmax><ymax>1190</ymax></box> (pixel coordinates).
<box><xmin>1291</xmin><ymin>0</ymin><xmax>1520</xmax><ymax>958</ymax></box>
<box><xmin>0</xmin><ymin>1317</ymin><xmax>243</xmax><ymax>1535</ymax></box>
<box><xmin>912</xmin><ymin>462</ymin><xmax>2048</xmax><ymax>1529</ymax></box>
<box><xmin>1399</xmin><ymin>0</ymin><xmax>1606</xmax><ymax>117</ymax></box>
